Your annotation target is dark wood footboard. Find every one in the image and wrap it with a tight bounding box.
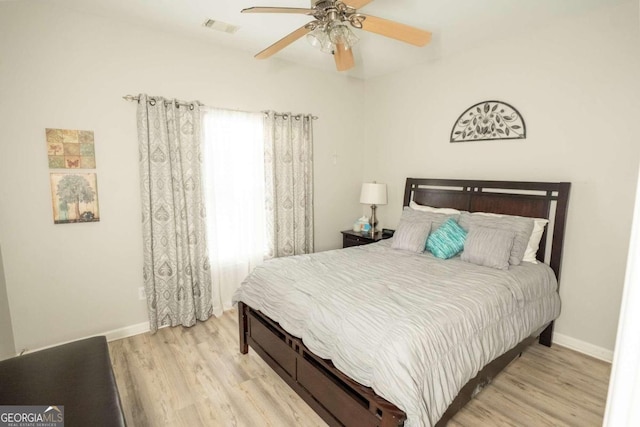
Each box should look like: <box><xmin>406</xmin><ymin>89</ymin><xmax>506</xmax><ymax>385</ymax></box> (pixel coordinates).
<box><xmin>239</xmin><ymin>301</ymin><xmax>406</xmax><ymax>427</ymax></box>
<box><xmin>239</xmin><ymin>301</ymin><xmax>249</xmax><ymax>354</ymax></box>
<box><xmin>239</xmin><ymin>301</ymin><xmax>547</xmax><ymax>427</ymax></box>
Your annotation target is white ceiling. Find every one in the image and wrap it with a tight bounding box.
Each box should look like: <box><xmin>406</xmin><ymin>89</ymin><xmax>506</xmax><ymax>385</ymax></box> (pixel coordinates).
<box><xmin>50</xmin><ymin>0</ymin><xmax>623</xmax><ymax>79</ymax></box>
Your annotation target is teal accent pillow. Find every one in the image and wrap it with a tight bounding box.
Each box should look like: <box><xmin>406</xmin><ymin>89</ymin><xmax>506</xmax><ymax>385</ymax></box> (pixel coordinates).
<box><xmin>426</xmin><ymin>218</ymin><xmax>468</xmax><ymax>259</ymax></box>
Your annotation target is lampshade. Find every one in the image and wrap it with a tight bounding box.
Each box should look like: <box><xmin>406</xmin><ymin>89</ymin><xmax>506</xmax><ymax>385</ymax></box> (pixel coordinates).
<box><xmin>360</xmin><ymin>183</ymin><xmax>387</xmax><ymax>205</ymax></box>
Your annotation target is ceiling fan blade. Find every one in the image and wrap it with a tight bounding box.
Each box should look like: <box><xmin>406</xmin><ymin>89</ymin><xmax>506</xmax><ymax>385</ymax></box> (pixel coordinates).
<box><xmin>342</xmin><ymin>0</ymin><xmax>373</xmax><ymax>9</ymax></box>
<box><xmin>242</xmin><ymin>7</ymin><xmax>315</xmax><ymax>15</ymax></box>
<box><xmin>361</xmin><ymin>14</ymin><xmax>431</xmax><ymax>46</ymax></box>
<box><xmin>334</xmin><ymin>43</ymin><xmax>355</xmax><ymax>72</ymax></box>
<box><xmin>255</xmin><ymin>25</ymin><xmax>312</xmax><ymax>59</ymax></box>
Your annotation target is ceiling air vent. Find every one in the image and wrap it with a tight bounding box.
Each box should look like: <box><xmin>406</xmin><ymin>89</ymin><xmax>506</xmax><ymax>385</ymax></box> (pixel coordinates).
<box><xmin>203</xmin><ymin>19</ymin><xmax>240</xmax><ymax>34</ymax></box>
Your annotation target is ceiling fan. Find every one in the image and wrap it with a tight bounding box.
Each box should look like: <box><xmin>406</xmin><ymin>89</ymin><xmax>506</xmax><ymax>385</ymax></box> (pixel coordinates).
<box><xmin>241</xmin><ymin>0</ymin><xmax>431</xmax><ymax>72</ymax></box>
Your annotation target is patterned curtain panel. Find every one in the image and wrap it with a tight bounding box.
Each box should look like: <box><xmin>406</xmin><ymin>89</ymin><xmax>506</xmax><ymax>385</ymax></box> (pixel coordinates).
<box><xmin>264</xmin><ymin>112</ymin><xmax>314</xmax><ymax>258</ymax></box>
<box><xmin>136</xmin><ymin>94</ymin><xmax>213</xmax><ymax>333</ymax></box>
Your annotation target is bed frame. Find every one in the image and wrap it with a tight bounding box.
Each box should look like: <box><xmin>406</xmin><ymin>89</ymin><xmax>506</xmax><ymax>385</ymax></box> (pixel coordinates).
<box><xmin>239</xmin><ymin>178</ymin><xmax>571</xmax><ymax>427</ymax></box>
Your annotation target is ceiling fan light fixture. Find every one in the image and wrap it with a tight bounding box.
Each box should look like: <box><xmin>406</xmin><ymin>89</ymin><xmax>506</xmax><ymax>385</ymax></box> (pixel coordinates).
<box><xmin>328</xmin><ymin>21</ymin><xmax>359</xmax><ymax>48</ymax></box>
<box><xmin>306</xmin><ymin>25</ymin><xmax>335</xmax><ymax>53</ymax></box>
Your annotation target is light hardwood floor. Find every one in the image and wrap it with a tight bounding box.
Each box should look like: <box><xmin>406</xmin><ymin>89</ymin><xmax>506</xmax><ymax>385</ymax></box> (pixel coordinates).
<box><xmin>109</xmin><ymin>310</ymin><xmax>611</xmax><ymax>427</ymax></box>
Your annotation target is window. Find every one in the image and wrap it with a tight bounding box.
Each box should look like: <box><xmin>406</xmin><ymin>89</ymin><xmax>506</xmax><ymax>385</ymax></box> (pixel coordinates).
<box><xmin>201</xmin><ymin>108</ymin><xmax>265</xmax><ymax>310</ymax></box>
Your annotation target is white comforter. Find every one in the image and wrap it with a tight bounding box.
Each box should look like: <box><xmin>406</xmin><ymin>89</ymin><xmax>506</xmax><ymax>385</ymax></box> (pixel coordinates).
<box><xmin>233</xmin><ymin>240</ymin><xmax>561</xmax><ymax>426</ymax></box>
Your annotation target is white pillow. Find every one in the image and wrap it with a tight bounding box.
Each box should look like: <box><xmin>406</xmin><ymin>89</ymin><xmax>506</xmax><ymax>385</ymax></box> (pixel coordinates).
<box><xmin>474</xmin><ymin>212</ymin><xmax>548</xmax><ymax>264</ymax></box>
<box><xmin>409</xmin><ymin>200</ymin><xmax>461</xmax><ymax>215</ymax></box>
<box><xmin>522</xmin><ymin>218</ymin><xmax>549</xmax><ymax>264</ymax></box>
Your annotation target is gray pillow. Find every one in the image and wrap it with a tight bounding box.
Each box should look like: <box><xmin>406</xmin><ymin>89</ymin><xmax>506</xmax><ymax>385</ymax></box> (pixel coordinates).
<box><xmin>458</xmin><ymin>212</ymin><xmax>534</xmax><ymax>265</ymax></box>
<box><xmin>461</xmin><ymin>226</ymin><xmax>516</xmax><ymax>270</ymax></box>
<box><xmin>391</xmin><ymin>219</ymin><xmax>431</xmax><ymax>253</ymax></box>
<box><xmin>401</xmin><ymin>207</ymin><xmax>460</xmax><ymax>230</ymax></box>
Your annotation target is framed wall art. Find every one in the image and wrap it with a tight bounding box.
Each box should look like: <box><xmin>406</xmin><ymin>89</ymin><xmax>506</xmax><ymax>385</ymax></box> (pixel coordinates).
<box><xmin>46</xmin><ymin>128</ymin><xmax>96</xmax><ymax>169</ymax></box>
<box><xmin>50</xmin><ymin>173</ymin><xmax>100</xmax><ymax>224</ymax></box>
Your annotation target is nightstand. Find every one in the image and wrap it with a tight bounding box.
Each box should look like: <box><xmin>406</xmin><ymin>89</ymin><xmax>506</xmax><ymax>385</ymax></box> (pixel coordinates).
<box><xmin>341</xmin><ymin>230</ymin><xmax>392</xmax><ymax>248</ymax></box>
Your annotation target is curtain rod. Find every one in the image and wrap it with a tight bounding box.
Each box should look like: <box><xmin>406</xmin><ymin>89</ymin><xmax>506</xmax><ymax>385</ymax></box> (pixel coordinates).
<box><xmin>264</xmin><ymin>111</ymin><xmax>319</xmax><ymax>120</ymax></box>
<box><xmin>122</xmin><ymin>95</ymin><xmax>318</xmax><ymax>120</ymax></box>
<box><xmin>122</xmin><ymin>94</ymin><xmax>203</xmax><ymax>107</ymax></box>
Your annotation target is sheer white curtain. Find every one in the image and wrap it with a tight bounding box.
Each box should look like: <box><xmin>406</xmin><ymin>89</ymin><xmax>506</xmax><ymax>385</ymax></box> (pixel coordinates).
<box><xmin>202</xmin><ymin>108</ymin><xmax>265</xmax><ymax>315</ymax></box>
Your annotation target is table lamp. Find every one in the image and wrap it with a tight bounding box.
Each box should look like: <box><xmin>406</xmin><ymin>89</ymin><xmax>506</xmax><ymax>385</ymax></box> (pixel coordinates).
<box><xmin>360</xmin><ymin>182</ymin><xmax>388</xmax><ymax>237</ymax></box>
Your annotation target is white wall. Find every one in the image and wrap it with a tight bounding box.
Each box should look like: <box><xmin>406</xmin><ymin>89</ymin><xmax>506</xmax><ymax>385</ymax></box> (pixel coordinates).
<box><xmin>0</xmin><ymin>1</ymin><xmax>365</xmax><ymax>351</ymax></box>
<box><xmin>0</xmin><ymin>245</ymin><xmax>16</xmax><ymax>360</ymax></box>
<box><xmin>604</xmin><ymin>167</ymin><xmax>640</xmax><ymax>426</ymax></box>
<box><xmin>362</xmin><ymin>1</ymin><xmax>640</xmax><ymax>354</ymax></box>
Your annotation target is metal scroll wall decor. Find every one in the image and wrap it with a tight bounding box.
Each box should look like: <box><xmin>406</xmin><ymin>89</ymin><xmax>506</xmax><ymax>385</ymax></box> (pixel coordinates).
<box><xmin>450</xmin><ymin>100</ymin><xmax>526</xmax><ymax>142</ymax></box>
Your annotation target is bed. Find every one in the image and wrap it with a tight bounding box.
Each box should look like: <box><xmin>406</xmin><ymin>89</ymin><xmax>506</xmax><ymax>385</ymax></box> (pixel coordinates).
<box><xmin>235</xmin><ymin>178</ymin><xmax>571</xmax><ymax>427</ymax></box>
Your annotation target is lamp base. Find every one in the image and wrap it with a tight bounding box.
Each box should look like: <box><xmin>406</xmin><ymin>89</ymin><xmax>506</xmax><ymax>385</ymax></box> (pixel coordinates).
<box><xmin>369</xmin><ymin>204</ymin><xmax>378</xmax><ymax>238</ymax></box>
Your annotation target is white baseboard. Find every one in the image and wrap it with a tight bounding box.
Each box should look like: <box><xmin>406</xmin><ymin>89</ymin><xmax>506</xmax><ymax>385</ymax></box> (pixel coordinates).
<box><xmin>554</xmin><ymin>332</ymin><xmax>614</xmax><ymax>363</ymax></box>
<box><xmin>20</xmin><ymin>321</ymin><xmax>152</xmax><ymax>356</ymax></box>
<box><xmin>104</xmin><ymin>321</ymin><xmax>151</xmax><ymax>342</ymax></box>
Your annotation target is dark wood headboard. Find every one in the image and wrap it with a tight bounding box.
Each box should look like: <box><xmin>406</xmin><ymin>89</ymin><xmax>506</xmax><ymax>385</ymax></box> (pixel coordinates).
<box><xmin>403</xmin><ymin>178</ymin><xmax>571</xmax><ymax>283</ymax></box>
